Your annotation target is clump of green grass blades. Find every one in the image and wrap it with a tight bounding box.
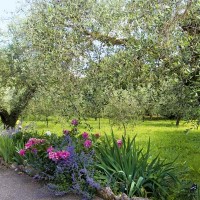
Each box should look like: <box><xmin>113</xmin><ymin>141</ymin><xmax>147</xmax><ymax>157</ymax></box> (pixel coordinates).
<box><xmin>95</xmin><ymin>132</ymin><xmax>179</xmax><ymax>199</ymax></box>
<box><xmin>0</xmin><ymin>135</ymin><xmax>15</xmax><ymax>163</ymax></box>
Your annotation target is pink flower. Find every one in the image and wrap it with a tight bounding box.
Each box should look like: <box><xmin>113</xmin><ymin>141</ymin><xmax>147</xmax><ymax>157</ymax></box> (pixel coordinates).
<box><xmin>19</xmin><ymin>149</ymin><xmax>26</xmax><ymax>156</ymax></box>
<box><xmin>82</xmin><ymin>132</ymin><xmax>89</xmax><ymax>139</ymax></box>
<box><xmin>39</xmin><ymin>139</ymin><xmax>45</xmax><ymax>143</ymax></box>
<box><xmin>63</xmin><ymin>130</ymin><xmax>70</xmax><ymax>135</ymax></box>
<box><xmin>48</xmin><ymin>151</ymin><xmax>59</xmax><ymax>160</ymax></box>
<box><xmin>47</xmin><ymin>146</ymin><xmax>54</xmax><ymax>153</ymax></box>
<box><xmin>25</xmin><ymin>142</ymin><xmax>32</xmax><ymax>149</ymax></box>
<box><xmin>84</xmin><ymin>140</ymin><xmax>92</xmax><ymax>148</ymax></box>
<box><xmin>117</xmin><ymin>139</ymin><xmax>123</xmax><ymax>148</ymax></box>
<box><xmin>48</xmin><ymin>150</ymin><xmax>70</xmax><ymax>161</ymax></box>
<box><xmin>25</xmin><ymin>138</ymin><xmax>45</xmax><ymax>149</ymax></box>
<box><xmin>59</xmin><ymin>151</ymin><xmax>70</xmax><ymax>159</ymax></box>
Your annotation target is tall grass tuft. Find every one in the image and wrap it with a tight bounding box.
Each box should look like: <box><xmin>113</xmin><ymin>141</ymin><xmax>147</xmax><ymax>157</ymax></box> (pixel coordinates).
<box><xmin>95</xmin><ymin>132</ymin><xmax>179</xmax><ymax>199</ymax></box>
<box><xmin>0</xmin><ymin>135</ymin><xmax>15</xmax><ymax>163</ymax></box>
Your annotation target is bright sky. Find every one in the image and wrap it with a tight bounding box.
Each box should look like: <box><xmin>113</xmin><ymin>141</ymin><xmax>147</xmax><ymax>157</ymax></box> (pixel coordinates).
<box><xmin>0</xmin><ymin>0</ymin><xmax>24</xmax><ymax>31</ymax></box>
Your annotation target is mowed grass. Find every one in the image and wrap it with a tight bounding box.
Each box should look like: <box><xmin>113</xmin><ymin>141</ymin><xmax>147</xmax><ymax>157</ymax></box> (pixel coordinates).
<box><xmin>22</xmin><ymin>117</ymin><xmax>200</xmax><ymax>183</ymax></box>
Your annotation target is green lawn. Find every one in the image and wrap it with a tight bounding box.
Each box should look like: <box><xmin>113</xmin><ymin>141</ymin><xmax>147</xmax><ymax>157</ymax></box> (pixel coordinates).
<box><xmin>21</xmin><ymin>117</ymin><xmax>200</xmax><ymax>183</ymax></box>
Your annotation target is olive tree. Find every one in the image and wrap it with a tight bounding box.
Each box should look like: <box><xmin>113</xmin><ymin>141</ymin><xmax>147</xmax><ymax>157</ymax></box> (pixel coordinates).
<box><xmin>1</xmin><ymin>0</ymin><xmax>199</xmax><ymax>128</ymax></box>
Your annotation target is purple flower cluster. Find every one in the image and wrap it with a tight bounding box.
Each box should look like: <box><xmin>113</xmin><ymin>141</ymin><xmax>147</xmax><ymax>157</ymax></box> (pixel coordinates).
<box><xmin>71</xmin><ymin>119</ymin><xmax>78</xmax><ymax>126</ymax></box>
<box><xmin>82</xmin><ymin>132</ymin><xmax>89</xmax><ymax>139</ymax></box>
<box><xmin>63</xmin><ymin>130</ymin><xmax>70</xmax><ymax>135</ymax></box>
<box><xmin>84</xmin><ymin>140</ymin><xmax>92</xmax><ymax>148</ymax></box>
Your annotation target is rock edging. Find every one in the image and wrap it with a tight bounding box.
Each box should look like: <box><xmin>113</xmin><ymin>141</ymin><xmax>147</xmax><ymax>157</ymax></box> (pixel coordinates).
<box><xmin>97</xmin><ymin>187</ymin><xmax>149</xmax><ymax>200</ymax></box>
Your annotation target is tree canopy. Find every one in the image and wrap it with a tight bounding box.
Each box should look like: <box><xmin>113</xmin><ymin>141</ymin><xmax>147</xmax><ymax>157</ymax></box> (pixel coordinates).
<box><xmin>0</xmin><ymin>0</ymin><xmax>199</xmax><ymax>128</ymax></box>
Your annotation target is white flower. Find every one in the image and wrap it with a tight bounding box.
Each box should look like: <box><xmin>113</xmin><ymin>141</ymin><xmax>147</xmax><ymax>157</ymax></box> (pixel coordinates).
<box><xmin>46</xmin><ymin>131</ymin><xmax>51</xmax><ymax>136</ymax></box>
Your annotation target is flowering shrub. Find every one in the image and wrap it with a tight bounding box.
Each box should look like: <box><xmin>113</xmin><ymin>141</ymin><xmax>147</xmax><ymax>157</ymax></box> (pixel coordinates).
<box><xmin>18</xmin><ymin>119</ymin><xmax>100</xmax><ymax>200</ymax></box>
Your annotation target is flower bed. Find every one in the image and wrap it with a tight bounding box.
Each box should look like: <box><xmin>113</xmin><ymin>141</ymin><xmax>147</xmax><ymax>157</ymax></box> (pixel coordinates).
<box><xmin>0</xmin><ymin>119</ymin><xmax>183</xmax><ymax>200</ymax></box>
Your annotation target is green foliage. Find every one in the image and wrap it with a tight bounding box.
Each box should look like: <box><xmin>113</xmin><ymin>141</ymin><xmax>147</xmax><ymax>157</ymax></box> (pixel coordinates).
<box><xmin>103</xmin><ymin>89</ymin><xmax>141</xmax><ymax>135</ymax></box>
<box><xmin>95</xmin><ymin>132</ymin><xmax>179</xmax><ymax>199</ymax></box>
<box><xmin>14</xmin><ymin>140</ymin><xmax>25</xmax><ymax>165</ymax></box>
<box><xmin>170</xmin><ymin>181</ymin><xmax>200</xmax><ymax>200</ymax></box>
<box><xmin>0</xmin><ymin>0</ymin><xmax>199</xmax><ymax>128</ymax></box>
<box><xmin>0</xmin><ymin>135</ymin><xmax>15</xmax><ymax>163</ymax></box>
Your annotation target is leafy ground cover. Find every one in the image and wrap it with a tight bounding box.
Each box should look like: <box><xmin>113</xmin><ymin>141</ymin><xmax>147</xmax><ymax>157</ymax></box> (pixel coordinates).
<box><xmin>21</xmin><ymin>118</ymin><xmax>200</xmax><ymax>184</ymax></box>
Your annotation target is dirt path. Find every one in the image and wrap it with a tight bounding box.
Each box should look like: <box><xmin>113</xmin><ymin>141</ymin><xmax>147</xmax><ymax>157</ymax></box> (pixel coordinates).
<box><xmin>0</xmin><ymin>165</ymin><xmax>101</xmax><ymax>200</ymax></box>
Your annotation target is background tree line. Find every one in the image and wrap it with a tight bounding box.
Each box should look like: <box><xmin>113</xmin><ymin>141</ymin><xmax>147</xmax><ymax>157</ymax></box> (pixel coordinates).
<box><xmin>0</xmin><ymin>0</ymin><xmax>199</xmax><ymax>129</ymax></box>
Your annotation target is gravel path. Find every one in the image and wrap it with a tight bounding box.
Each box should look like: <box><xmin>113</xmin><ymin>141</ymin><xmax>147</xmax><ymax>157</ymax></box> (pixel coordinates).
<box><xmin>0</xmin><ymin>165</ymin><xmax>102</xmax><ymax>200</ymax></box>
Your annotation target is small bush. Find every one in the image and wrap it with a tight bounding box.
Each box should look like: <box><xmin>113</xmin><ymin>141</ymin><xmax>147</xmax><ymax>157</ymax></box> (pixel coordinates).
<box><xmin>18</xmin><ymin>120</ymin><xmax>100</xmax><ymax>200</ymax></box>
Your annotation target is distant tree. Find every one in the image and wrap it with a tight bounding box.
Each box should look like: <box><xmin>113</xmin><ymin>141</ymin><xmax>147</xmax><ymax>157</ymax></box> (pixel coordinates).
<box><xmin>104</xmin><ymin>90</ymin><xmax>141</xmax><ymax>136</ymax></box>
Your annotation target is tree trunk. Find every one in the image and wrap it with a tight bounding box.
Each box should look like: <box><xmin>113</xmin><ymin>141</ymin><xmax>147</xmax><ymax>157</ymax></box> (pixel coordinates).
<box><xmin>98</xmin><ymin>117</ymin><xmax>101</xmax><ymax>129</ymax></box>
<box><xmin>0</xmin><ymin>85</ymin><xmax>36</xmax><ymax>129</ymax></box>
<box><xmin>0</xmin><ymin>109</ymin><xmax>19</xmax><ymax>129</ymax></box>
<box><xmin>46</xmin><ymin>116</ymin><xmax>49</xmax><ymax>127</ymax></box>
<box><xmin>176</xmin><ymin>116</ymin><xmax>181</xmax><ymax>126</ymax></box>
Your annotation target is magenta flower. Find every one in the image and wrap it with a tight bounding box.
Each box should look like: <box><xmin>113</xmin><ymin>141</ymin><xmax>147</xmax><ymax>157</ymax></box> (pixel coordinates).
<box><xmin>117</xmin><ymin>139</ymin><xmax>123</xmax><ymax>148</ymax></box>
<box><xmin>19</xmin><ymin>149</ymin><xmax>26</xmax><ymax>156</ymax></box>
<box><xmin>48</xmin><ymin>150</ymin><xmax>70</xmax><ymax>161</ymax></box>
<box><xmin>59</xmin><ymin>151</ymin><xmax>70</xmax><ymax>159</ymax></box>
<box><xmin>82</xmin><ymin>132</ymin><xmax>89</xmax><ymax>139</ymax></box>
<box><xmin>47</xmin><ymin>146</ymin><xmax>54</xmax><ymax>153</ymax></box>
<box><xmin>63</xmin><ymin>130</ymin><xmax>70</xmax><ymax>135</ymax></box>
<box><xmin>25</xmin><ymin>138</ymin><xmax>45</xmax><ymax>149</ymax></box>
<box><xmin>84</xmin><ymin>140</ymin><xmax>92</xmax><ymax>148</ymax></box>
<box><xmin>48</xmin><ymin>151</ymin><xmax>59</xmax><ymax>160</ymax></box>
<box><xmin>71</xmin><ymin>119</ymin><xmax>78</xmax><ymax>126</ymax></box>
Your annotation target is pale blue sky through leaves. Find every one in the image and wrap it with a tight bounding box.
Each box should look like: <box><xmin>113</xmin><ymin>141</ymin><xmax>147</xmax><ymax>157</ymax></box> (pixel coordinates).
<box><xmin>0</xmin><ymin>0</ymin><xmax>24</xmax><ymax>31</ymax></box>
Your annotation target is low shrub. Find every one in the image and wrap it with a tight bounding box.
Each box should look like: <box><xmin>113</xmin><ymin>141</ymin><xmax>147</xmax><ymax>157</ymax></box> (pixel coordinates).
<box><xmin>18</xmin><ymin>120</ymin><xmax>100</xmax><ymax>200</ymax></box>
